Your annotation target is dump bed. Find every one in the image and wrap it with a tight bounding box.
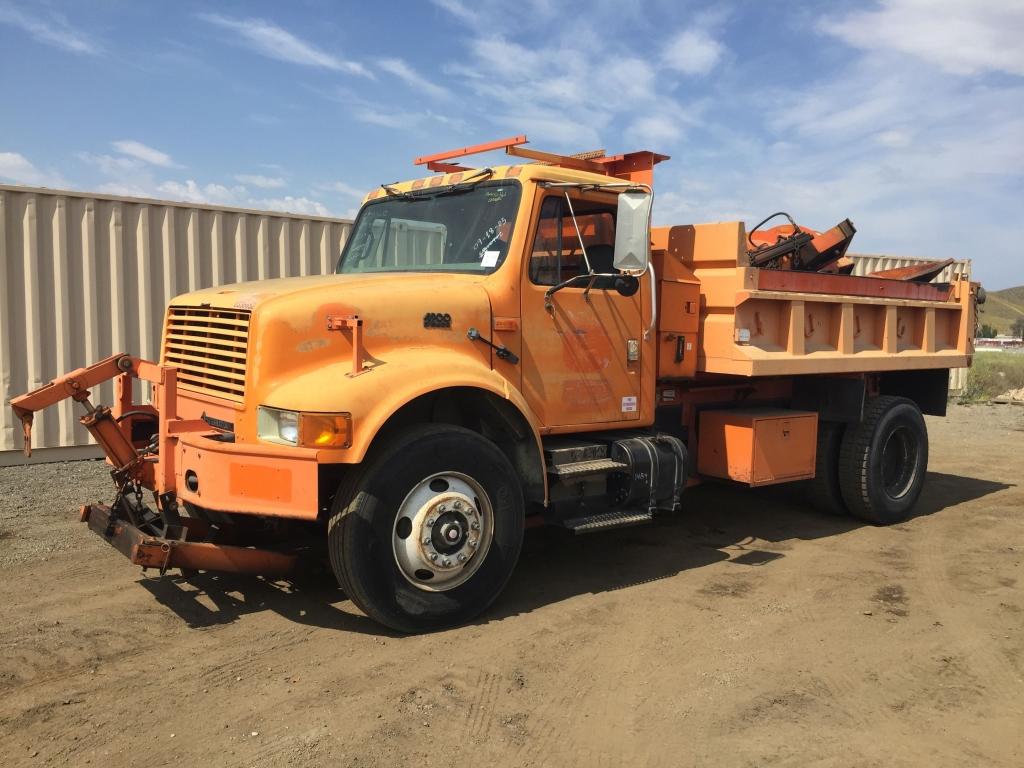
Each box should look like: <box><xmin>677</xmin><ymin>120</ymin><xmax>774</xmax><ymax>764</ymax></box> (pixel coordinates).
<box><xmin>652</xmin><ymin>223</ymin><xmax>975</xmax><ymax>378</ymax></box>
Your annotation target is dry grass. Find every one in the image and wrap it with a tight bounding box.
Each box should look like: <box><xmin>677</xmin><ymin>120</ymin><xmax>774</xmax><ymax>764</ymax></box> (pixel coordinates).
<box><xmin>961</xmin><ymin>350</ymin><xmax>1024</xmax><ymax>401</ymax></box>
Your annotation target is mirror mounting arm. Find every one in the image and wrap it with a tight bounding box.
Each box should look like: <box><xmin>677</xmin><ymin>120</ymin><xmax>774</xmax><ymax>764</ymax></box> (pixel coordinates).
<box><xmin>544</xmin><ymin>273</ymin><xmax>605</xmax><ymax>309</ymax></box>
<box><xmin>645</xmin><ymin>261</ymin><xmax>657</xmax><ymax>340</ymax></box>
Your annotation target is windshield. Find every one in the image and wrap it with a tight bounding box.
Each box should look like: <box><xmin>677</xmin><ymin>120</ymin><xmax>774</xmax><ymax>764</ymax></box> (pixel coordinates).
<box><xmin>336</xmin><ymin>180</ymin><xmax>522</xmax><ymax>274</ymax></box>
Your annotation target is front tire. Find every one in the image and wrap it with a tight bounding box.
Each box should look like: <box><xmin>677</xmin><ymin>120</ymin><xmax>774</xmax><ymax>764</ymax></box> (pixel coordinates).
<box><xmin>328</xmin><ymin>424</ymin><xmax>525</xmax><ymax>633</ymax></box>
<box><xmin>838</xmin><ymin>396</ymin><xmax>928</xmax><ymax>525</ymax></box>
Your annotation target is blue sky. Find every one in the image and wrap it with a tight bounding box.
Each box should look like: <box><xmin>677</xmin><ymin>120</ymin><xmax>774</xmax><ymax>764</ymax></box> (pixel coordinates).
<box><xmin>1</xmin><ymin>0</ymin><xmax>1022</xmax><ymax>289</ymax></box>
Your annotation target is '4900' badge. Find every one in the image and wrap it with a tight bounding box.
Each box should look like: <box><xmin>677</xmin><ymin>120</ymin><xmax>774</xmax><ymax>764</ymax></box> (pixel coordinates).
<box><xmin>423</xmin><ymin>312</ymin><xmax>452</xmax><ymax>329</ymax></box>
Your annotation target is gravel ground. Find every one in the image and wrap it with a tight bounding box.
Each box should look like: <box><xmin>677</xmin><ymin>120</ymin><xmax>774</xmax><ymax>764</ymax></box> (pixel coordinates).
<box><xmin>0</xmin><ymin>459</ymin><xmax>113</xmax><ymax>569</ymax></box>
<box><xmin>0</xmin><ymin>403</ymin><xmax>1022</xmax><ymax>767</ymax></box>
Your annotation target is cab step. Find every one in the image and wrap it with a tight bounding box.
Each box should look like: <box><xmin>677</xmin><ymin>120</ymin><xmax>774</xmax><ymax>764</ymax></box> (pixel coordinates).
<box><xmin>561</xmin><ymin>509</ymin><xmax>653</xmax><ymax>534</ymax></box>
<box><xmin>547</xmin><ymin>458</ymin><xmax>628</xmax><ymax>481</ymax></box>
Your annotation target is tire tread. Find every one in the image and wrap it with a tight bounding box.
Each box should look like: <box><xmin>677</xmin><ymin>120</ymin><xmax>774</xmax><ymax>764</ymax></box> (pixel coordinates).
<box><xmin>806</xmin><ymin>420</ymin><xmax>847</xmax><ymax>516</ymax></box>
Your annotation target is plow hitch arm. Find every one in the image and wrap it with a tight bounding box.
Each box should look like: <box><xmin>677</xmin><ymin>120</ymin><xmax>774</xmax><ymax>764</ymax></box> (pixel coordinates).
<box><xmin>10</xmin><ymin>353</ymin><xmax>139</xmax><ymax>459</ymax></box>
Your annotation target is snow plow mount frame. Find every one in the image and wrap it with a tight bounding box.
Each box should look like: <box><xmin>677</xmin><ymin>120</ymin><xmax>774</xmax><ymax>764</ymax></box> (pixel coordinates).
<box><xmin>79</xmin><ymin>503</ymin><xmax>297</xmax><ymax>576</ymax></box>
<box><xmin>10</xmin><ymin>353</ymin><xmax>297</xmax><ymax>578</ymax></box>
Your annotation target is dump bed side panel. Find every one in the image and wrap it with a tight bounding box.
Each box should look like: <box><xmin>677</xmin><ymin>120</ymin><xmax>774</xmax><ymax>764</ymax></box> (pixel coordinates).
<box><xmin>652</xmin><ymin>223</ymin><xmax>976</xmax><ymax>379</ymax></box>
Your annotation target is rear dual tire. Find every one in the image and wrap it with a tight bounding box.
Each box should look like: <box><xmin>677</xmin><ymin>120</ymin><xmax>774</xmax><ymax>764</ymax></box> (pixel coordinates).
<box><xmin>805</xmin><ymin>420</ymin><xmax>847</xmax><ymax>516</ymax></box>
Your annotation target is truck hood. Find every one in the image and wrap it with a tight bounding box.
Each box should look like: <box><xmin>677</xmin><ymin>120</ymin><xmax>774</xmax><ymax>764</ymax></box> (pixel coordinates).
<box><xmin>178</xmin><ymin>272</ymin><xmax>487</xmax><ymax>310</ymax></box>
<box><xmin>167</xmin><ymin>272</ymin><xmax>496</xmax><ymax>401</ymax></box>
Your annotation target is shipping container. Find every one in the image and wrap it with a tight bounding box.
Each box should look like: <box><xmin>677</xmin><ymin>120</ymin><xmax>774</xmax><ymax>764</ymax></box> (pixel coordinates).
<box><xmin>0</xmin><ymin>184</ymin><xmax>351</xmax><ymax>464</ymax></box>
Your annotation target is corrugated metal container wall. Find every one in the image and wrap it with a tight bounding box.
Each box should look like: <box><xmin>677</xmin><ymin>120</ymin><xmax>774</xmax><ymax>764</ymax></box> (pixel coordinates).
<box><xmin>850</xmin><ymin>253</ymin><xmax>972</xmax><ymax>284</ymax></box>
<box><xmin>1</xmin><ymin>184</ymin><xmax>351</xmax><ymax>464</ymax></box>
<box><xmin>850</xmin><ymin>254</ymin><xmax>973</xmax><ymax>394</ymax></box>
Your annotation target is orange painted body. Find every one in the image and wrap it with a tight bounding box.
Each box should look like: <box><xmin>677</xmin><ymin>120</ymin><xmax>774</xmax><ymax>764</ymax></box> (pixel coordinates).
<box><xmin>11</xmin><ymin>153</ymin><xmax>980</xmax><ymax>522</ymax></box>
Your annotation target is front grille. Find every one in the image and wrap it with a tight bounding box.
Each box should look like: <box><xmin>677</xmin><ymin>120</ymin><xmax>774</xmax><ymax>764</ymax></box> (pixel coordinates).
<box><xmin>164</xmin><ymin>306</ymin><xmax>251</xmax><ymax>403</ymax></box>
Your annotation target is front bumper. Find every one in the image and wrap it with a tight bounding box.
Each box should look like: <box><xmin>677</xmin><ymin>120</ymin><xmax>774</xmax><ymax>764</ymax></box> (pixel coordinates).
<box><xmin>174</xmin><ymin>433</ymin><xmax>321</xmax><ymax>519</ymax></box>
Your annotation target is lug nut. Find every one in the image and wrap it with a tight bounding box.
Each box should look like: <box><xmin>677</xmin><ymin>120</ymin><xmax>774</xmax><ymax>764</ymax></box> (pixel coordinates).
<box><xmin>426</xmin><ymin>517</ymin><xmax>436</xmax><ymax>527</ymax></box>
<box><xmin>429</xmin><ymin>553</ymin><xmax>438</xmax><ymax>562</ymax></box>
<box><xmin>457</xmin><ymin>553</ymin><xmax>467</xmax><ymax>562</ymax></box>
<box><xmin>468</xmin><ymin>538</ymin><xmax>477</xmax><ymax>548</ymax></box>
<box><xmin>453</xmin><ymin>500</ymin><xmax>463</xmax><ymax>511</ymax></box>
<box><xmin>471</xmin><ymin>522</ymin><xmax>480</xmax><ymax>530</ymax></box>
<box><xmin>422</xmin><ymin>536</ymin><xmax>431</xmax><ymax>545</ymax></box>
<box><xmin>437</xmin><ymin>504</ymin><xmax>447</xmax><ymax>513</ymax></box>
<box><xmin>442</xmin><ymin>558</ymin><xmax>451</xmax><ymax>567</ymax></box>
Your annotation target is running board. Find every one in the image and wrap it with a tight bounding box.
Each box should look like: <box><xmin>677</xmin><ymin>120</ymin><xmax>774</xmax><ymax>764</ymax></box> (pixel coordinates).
<box><xmin>561</xmin><ymin>509</ymin><xmax>653</xmax><ymax>534</ymax></box>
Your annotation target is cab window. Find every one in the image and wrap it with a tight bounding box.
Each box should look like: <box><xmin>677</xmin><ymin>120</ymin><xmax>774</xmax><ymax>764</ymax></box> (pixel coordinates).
<box><xmin>528</xmin><ymin>195</ymin><xmax>617</xmax><ymax>286</ymax></box>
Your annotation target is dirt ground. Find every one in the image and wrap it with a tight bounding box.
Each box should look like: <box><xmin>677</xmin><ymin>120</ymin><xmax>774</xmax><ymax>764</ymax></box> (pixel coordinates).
<box><xmin>1</xmin><ymin>403</ymin><xmax>1021</xmax><ymax>767</ymax></box>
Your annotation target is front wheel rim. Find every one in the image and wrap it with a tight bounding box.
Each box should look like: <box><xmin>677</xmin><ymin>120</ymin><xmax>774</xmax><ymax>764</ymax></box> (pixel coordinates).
<box><xmin>391</xmin><ymin>471</ymin><xmax>495</xmax><ymax>592</ymax></box>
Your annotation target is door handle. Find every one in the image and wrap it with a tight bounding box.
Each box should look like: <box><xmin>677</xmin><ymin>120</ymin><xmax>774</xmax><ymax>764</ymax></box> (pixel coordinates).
<box><xmin>675</xmin><ymin>335</ymin><xmax>685</xmax><ymax>363</ymax></box>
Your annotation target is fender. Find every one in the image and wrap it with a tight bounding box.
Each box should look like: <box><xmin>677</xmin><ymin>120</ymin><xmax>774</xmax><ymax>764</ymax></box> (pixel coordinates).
<box><xmin>259</xmin><ymin>345</ymin><xmax>549</xmax><ymax>498</ymax></box>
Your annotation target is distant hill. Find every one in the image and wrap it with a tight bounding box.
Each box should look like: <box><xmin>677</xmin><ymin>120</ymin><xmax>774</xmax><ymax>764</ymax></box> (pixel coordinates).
<box><xmin>981</xmin><ymin>285</ymin><xmax>1024</xmax><ymax>335</ymax></box>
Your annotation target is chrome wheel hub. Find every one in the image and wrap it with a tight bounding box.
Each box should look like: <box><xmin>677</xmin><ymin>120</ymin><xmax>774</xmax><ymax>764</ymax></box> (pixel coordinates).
<box><xmin>392</xmin><ymin>472</ymin><xmax>494</xmax><ymax>591</ymax></box>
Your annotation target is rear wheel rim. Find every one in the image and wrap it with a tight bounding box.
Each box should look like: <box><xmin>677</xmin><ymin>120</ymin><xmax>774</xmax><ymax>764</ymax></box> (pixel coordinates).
<box><xmin>391</xmin><ymin>471</ymin><xmax>495</xmax><ymax>592</ymax></box>
<box><xmin>880</xmin><ymin>425</ymin><xmax>918</xmax><ymax>499</ymax></box>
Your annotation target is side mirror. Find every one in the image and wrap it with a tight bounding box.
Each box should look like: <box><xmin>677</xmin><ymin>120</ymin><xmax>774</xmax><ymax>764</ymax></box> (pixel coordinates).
<box><xmin>613</xmin><ymin>189</ymin><xmax>652</xmax><ymax>273</ymax></box>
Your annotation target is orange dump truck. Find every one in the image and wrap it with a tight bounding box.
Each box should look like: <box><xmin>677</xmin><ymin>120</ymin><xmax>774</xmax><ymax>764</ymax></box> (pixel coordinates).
<box><xmin>11</xmin><ymin>136</ymin><xmax>979</xmax><ymax>632</ymax></box>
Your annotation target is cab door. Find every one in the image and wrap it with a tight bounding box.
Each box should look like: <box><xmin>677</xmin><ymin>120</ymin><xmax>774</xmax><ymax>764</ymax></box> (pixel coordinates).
<box><xmin>519</xmin><ymin>193</ymin><xmax>645</xmax><ymax>428</ymax></box>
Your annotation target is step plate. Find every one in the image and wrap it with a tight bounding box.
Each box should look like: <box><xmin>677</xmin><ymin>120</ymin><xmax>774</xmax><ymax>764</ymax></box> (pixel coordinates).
<box><xmin>562</xmin><ymin>510</ymin><xmax>653</xmax><ymax>534</ymax></box>
<box><xmin>548</xmin><ymin>458</ymin><xmax>628</xmax><ymax>480</ymax></box>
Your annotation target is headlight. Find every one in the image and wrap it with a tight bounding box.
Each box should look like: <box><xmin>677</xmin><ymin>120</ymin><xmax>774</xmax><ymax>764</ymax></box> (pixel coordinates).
<box><xmin>258</xmin><ymin>407</ymin><xmax>351</xmax><ymax>448</ymax></box>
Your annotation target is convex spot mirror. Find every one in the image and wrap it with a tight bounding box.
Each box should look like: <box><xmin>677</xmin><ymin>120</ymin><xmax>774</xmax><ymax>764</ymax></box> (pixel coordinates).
<box><xmin>614</xmin><ymin>275</ymin><xmax>639</xmax><ymax>296</ymax></box>
<box><xmin>613</xmin><ymin>189</ymin><xmax>652</xmax><ymax>273</ymax></box>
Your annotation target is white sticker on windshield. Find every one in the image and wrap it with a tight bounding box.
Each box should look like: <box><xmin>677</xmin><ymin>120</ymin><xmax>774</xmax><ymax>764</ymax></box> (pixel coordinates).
<box><xmin>481</xmin><ymin>250</ymin><xmax>501</xmax><ymax>268</ymax></box>
<box><xmin>621</xmin><ymin>395</ymin><xmax>638</xmax><ymax>413</ymax></box>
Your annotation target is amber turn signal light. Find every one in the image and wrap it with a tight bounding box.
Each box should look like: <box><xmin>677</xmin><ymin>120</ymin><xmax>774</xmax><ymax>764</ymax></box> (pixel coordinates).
<box><xmin>298</xmin><ymin>412</ymin><xmax>352</xmax><ymax>449</ymax></box>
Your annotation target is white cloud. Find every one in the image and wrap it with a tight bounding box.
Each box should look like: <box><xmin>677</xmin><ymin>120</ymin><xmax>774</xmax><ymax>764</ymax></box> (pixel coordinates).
<box><xmin>353</xmin><ymin>107</ymin><xmax>409</xmax><ymax>129</ymax></box>
<box><xmin>430</xmin><ymin>0</ymin><xmax>480</xmax><ymax>26</ymax></box>
<box><xmin>102</xmin><ymin>176</ymin><xmax>338</xmax><ymax>217</ymax></box>
<box><xmin>112</xmin><ymin>140</ymin><xmax>175</xmax><ymax>168</ymax></box>
<box><xmin>341</xmin><ymin>99</ymin><xmax>459</xmax><ymax>132</ymax></box>
<box><xmin>626</xmin><ymin>114</ymin><xmax>683</xmax><ymax>147</ymax></box>
<box><xmin>0</xmin><ymin>151</ymin><xmax>67</xmax><ymax>187</ymax></box>
<box><xmin>77</xmin><ymin>151</ymin><xmax>142</xmax><ymax>175</ymax></box>
<box><xmin>235</xmin><ymin>173</ymin><xmax>286</xmax><ymax>189</ymax></box>
<box><xmin>253</xmin><ymin>196</ymin><xmax>331</xmax><ymax>217</ymax></box>
<box><xmin>0</xmin><ymin>4</ymin><xmax>100</xmax><ymax>55</ymax></box>
<box><xmin>319</xmin><ymin>181</ymin><xmax>367</xmax><ymax>198</ymax></box>
<box><xmin>94</xmin><ymin>181</ymin><xmax>158</xmax><ymax>199</ymax></box>
<box><xmin>824</xmin><ymin>0</ymin><xmax>1024</xmax><ymax>77</ymax></box>
<box><xmin>199</xmin><ymin>13</ymin><xmax>370</xmax><ymax>77</ymax></box>
<box><xmin>661</xmin><ymin>28</ymin><xmax>724</xmax><ymax>75</ymax></box>
<box><xmin>156</xmin><ymin>179</ymin><xmax>246</xmax><ymax>205</ymax></box>
<box><xmin>377</xmin><ymin>57</ymin><xmax>450</xmax><ymax>99</ymax></box>
<box><xmin>874</xmin><ymin>129</ymin><xmax>912</xmax><ymax>148</ymax></box>
<box><xmin>440</xmin><ymin>30</ymin><xmax>681</xmax><ymax>150</ymax></box>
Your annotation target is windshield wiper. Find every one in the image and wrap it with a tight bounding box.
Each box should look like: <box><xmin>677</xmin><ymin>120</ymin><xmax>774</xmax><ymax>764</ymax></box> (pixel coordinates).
<box><xmin>379</xmin><ymin>168</ymin><xmax>496</xmax><ymax>203</ymax></box>
<box><xmin>380</xmin><ymin>183</ymin><xmax>417</xmax><ymax>201</ymax></box>
<box><xmin>436</xmin><ymin>167</ymin><xmax>494</xmax><ymax>197</ymax></box>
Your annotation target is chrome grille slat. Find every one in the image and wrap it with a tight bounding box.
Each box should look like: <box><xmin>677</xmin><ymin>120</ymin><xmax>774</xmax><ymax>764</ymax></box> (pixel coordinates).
<box><xmin>164</xmin><ymin>306</ymin><xmax>250</xmax><ymax>402</ymax></box>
